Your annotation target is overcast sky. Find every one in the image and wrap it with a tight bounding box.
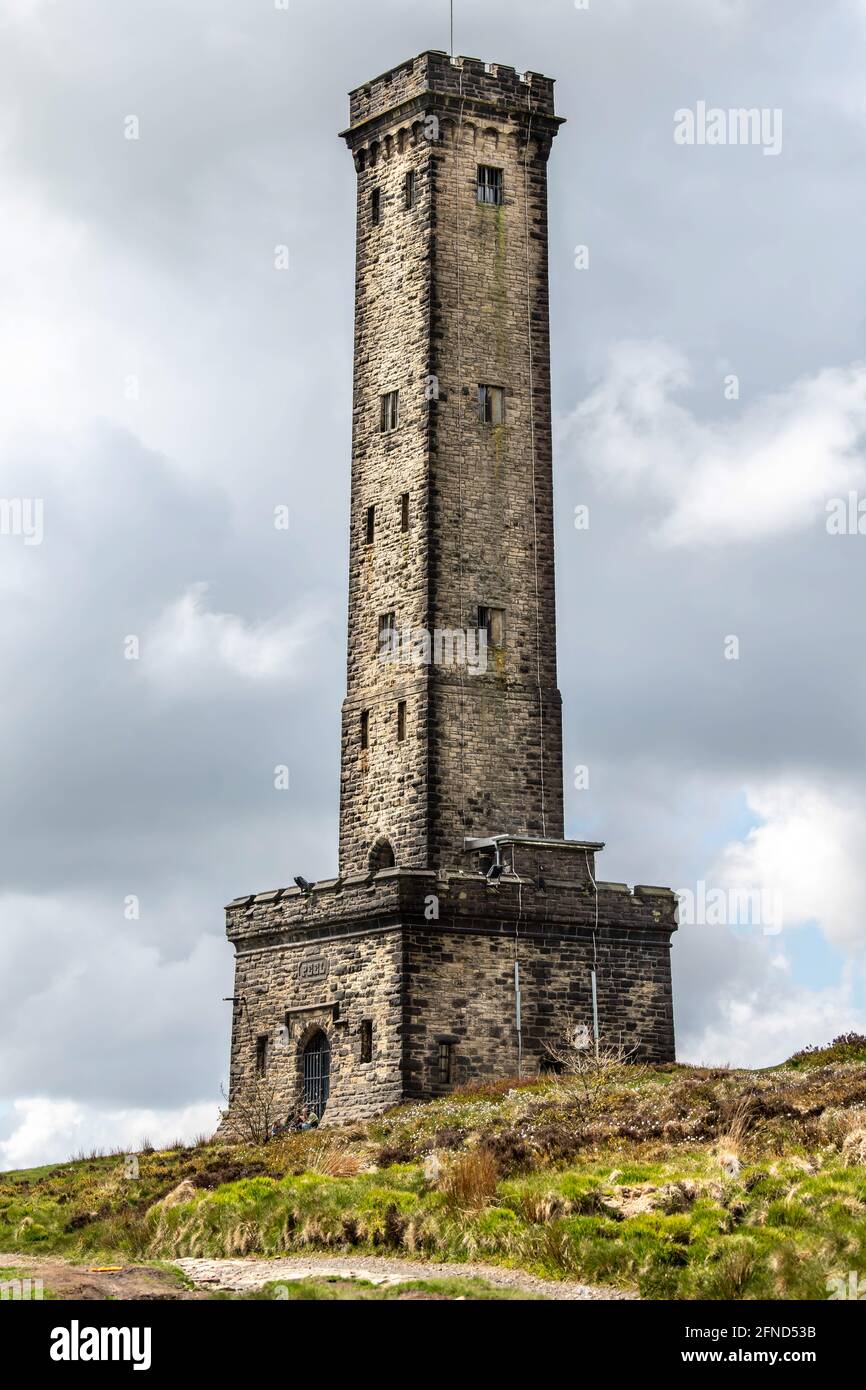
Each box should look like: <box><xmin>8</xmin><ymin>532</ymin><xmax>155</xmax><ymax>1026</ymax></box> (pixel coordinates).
<box><xmin>1</xmin><ymin>0</ymin><xmax>865</xmax><ymax>1168</ymax></box>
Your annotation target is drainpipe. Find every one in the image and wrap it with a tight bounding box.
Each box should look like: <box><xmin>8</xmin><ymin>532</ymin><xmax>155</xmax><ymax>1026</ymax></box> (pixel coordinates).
<box><xmin>590</xmin><ymin>968</ymin><xmax>600</xmax><ymax>1061</ymax></box>
<box><xmin>514</xmin><ymin>961</ymin><xmax>523</xmax><ymax>1077</ymax></box>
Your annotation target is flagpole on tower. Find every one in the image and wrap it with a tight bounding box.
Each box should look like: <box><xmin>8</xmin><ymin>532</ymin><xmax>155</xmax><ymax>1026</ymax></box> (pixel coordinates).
<box><xmin>450</xmin><ymin>0</ymin><xmax>454</xmax><ymax>57</ymax></box>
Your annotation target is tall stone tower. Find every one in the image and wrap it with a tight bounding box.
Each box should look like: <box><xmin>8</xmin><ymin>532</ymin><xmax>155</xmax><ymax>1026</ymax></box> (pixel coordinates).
<box><xmin>339</xmin><ymin>52</ymin><xmax>563</xmax><ymax>877</ymax></box>
<box><xmin>222</xmin><ymin>54</ymin><xmax>677</xmax><ymax>1131</ymax></box>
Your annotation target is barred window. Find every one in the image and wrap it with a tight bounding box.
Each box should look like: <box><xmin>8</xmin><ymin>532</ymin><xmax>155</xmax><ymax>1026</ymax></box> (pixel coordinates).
<box><xmin>371</xmin><ymin>187</ymin><xmax>381</xmax><ymax>224</ymax></box>
<box><xmin>378</xmin><ymin>611</ymin><xmax>396</xmax><ymax>658</ymax></box>
<box><xmin>478</xmin><ymin>605</ymin><xmax>505</xmax><ymax>649</ymax></box>
<box><xmin>360</xmin><ymin>709</ymin><xmax>369</xmax><ymax>750</ymax></box>
<box><xmin>478</xmin><ymin>384</ymin><xmax>505</xmax><ymax>425</ymax></box>
<box><xmin>255</xmin><ymin>1035</ymin><xmax>268</xmax><ymax>1076</ymax></box>
<box><xmin>360</xmin><ymin>1019</ymin><xmax>373</xmax><ymax>1063</ymax></box>
<box><xmin>400</xmin><ymin>491</ymin><xmax>410</xmax><ymax>531</ymax></box>
<box><xmin>477</xmin><ymin>165</ymin><xmax>503</xmax><ymax>205</ymax></box>
<box><xmin>404</xmin><ymin>169</ymin><xmax>417</xmax><ymax>209</ymax></box>
<box><xmin>397</xmin><ymin>699</ymin><xmax>406</xmax><ymax>742</ymax></box>
<box><xmin>380</xmin><ymin>390</ymin><xmax>399</xmax><ymax>432</ymax></box>
<box><xmin>365</xmin><ymin>505</ymin><xmax>375</xmax><ymax>545</ymax></box>
<box><xmin>437</xmin><ymin>1041</ymin><xmax>453</xmax><ymax>1084</ymax></box>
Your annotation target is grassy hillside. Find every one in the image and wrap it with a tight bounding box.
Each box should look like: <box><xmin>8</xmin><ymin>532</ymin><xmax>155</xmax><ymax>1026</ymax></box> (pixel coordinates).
<box><xmin>2</xmin><ymin>1037</ymin><xmax>865</xmax><ymax>1300</ymax></box>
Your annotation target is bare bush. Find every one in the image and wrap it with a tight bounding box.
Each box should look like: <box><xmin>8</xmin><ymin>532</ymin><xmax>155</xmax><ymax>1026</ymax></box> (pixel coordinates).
<box><xmin>218</xmin><ymin>1078</ymin><xmax>282</xmax><ymax>1146</ymax></box>
<box><xmin>542</xmin><ymin>1036</ymin><xmax>647</xmax><ymax>1127</ymax></box>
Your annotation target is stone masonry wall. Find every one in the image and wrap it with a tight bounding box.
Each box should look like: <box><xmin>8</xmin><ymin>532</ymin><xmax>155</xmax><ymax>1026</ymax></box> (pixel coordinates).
<box><xmin>227</xmin><ymin>925</ymin><xmax>404</xmax><ymax>1126</ymax></box>
<box><xmin>403</xmin><ymin>923</ymin><xmax>676</xmax><ymax>1098</ymax></box>
<box><xmin>427</xmin><ymin>91</ymin><xmax>564</xmax><ymax>864</ymax></box>
<box><xmin>339</xmin><ymin>105</ymin><xmax>434</xmax><ymax>876</ymax></box>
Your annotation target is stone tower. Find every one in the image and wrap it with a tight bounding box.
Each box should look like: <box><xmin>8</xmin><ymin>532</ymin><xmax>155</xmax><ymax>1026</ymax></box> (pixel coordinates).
<box><xmin>222</xmin><ymin>54</ymin><xmax>677</xmax><ymax>1131</ymax></box>
<box><xmin>339</xmin><ymin>52</ymin><xmax>563</xmax><ymax>877</ymax></box>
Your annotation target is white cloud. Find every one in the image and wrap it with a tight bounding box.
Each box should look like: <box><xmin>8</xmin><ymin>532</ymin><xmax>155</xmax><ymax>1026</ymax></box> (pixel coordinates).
<box><xmin>679</xmin><ymin>972</ymin><xmax>858</xmax><ymax>1068</ymax></box>
<box><xmin>0</xmin><ymin>1097</ymin><xmax>220</xmax><ymax>1172</ymax></box>
<box><xmin>563</xmin><ymin>342</ymin><xmax>866</xmax><ymax>546</ymax></box>
<box><xmin>143</xmin><ymin>582</ymin><xmax>323</xmax><ymax>692</ymax></box>
<box><xmin>709</xmin><ymin>779</ymin><xmax>866</xmax><ymax>951</ymax></box>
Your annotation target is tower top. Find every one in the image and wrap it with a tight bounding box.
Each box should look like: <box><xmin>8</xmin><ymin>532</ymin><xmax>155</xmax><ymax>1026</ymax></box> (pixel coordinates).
<box><xmin>343</xmin><ymin>50</ymin><xmax>560</xmax><ymax>137</ymax></box>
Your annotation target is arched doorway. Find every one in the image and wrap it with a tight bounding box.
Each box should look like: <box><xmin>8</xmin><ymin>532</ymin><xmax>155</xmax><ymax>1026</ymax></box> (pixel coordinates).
<box><xmin>302</xmin><ymin>1029</ymin><xmax>331</xmax><ymax>1118</ymax></box>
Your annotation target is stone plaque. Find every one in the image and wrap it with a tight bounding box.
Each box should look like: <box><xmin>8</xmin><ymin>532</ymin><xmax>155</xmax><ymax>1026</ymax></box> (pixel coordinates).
<box><xmin>298</xmin><ymin>957</ymin><xmax>329</xmax><ymax>982</ymax></box>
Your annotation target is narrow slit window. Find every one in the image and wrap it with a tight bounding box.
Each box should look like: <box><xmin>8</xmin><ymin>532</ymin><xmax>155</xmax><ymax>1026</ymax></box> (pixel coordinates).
<box><xmin>360</xmin><ymin>709</ymin><xmax>369</xmax><ymax>750</ymax></box>
<box><xmin>371</xmin><ymin>187</ymin><xmax>381</xmax><ymax>224</ymax></box>
<box><xmin>397</xmin><ymin>699</ymin><xmax>406</xmax><ymax>742</ymax></box>
<box><xmin>437</xmin><ymin>1041</ymin><xmax>453</xmax><ymax>1084</ymax></box>
<box><xmin>400</xmin><ymin>491</ymin><xmax>410</xmax><ymax>532</ymax></box>
<box><xmin>378</xmin><ymin>611</ymin><xmax>396</xmax><ymax>658</ymax></box>
<box><xmin>365</xmin><ymin>505</ymin><xmax>375</xmax><ymax>545</ymax></box>
<box><xmin>478</xmin><ymin>605</ymin><xmax>505</xmax><ymax>649</ymax></box>
<box><xmin>255</xmin><ymin>1035</ymin><xmax>268</xmax><ymax>1076</ymax></box>
<box><xmin>404</xmin><ymin>169</ymin><xmax>417</xmax><ymax>209</ymax></box>
<box><xmin>360</xmin><ymin>1019</ymin><xmax>373</xmax><ymax>1063</ymax></box>
<box><xmin>478</xmin><ymin>384</ymin><xmax>505</xmax><ymax>425</ymax></box>
<box><xmin>380</xmin><ymin>390</ymin><xmax>399</xmax><ymax>432</ymax></box>
<box><xmin>477</xmin><ymin>165</ymin><xmax>503</xmax><ymax>206</ymax></box>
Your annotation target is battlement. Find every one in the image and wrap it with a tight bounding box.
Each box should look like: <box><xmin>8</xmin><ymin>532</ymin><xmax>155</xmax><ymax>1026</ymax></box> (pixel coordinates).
<box><xmin>225</xmin><ymin>865</ymin><xmax>678</xmax><ymax>949</ymax></box>
<box><xmin>345</xmin><ymin>50</ymin><xmax>559</xmax><ymax>133</ymax></box>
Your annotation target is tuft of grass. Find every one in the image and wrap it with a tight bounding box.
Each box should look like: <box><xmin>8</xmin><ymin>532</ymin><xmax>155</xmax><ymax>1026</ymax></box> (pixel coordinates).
<box><xmin>303</xmin><ymin>1139</ymin><xmax>363</xmax><ymax>1178</ymax></box>
<box><xmin>439</xmin><ymin>1149</ymin><xmax>500</xmax><ymax>1212</ymax></box>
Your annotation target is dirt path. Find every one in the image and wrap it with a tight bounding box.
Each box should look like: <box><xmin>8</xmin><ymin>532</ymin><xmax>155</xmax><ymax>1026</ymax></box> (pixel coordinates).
<box><xmin>0</xmin><ymin>1253</ymin><xmax>205</xmax><ymax>1300</ymax></box>
<box><xmin>1</xmin><ymin>1251</ymin><xmax>635</xmax><ymax>1300</ymax></box>
<box><xmin>174</xmin><ymin>1254</ymin><xmax>635</xmax><ymax>1300</ymax></box>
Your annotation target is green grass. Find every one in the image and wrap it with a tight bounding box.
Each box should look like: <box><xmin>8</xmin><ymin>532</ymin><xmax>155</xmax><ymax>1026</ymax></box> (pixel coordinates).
<box><xmin>2</xmin><ymin>1047</ymin><xmax>865</xmax><ymax>1301</ymax></box>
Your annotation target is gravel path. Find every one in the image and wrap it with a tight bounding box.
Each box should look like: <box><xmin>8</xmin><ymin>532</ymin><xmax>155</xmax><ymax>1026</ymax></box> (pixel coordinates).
<box><xmin>175</xmin><ymin>1254</ymin><xmax>635</xmax><ymax>1301</ymax></box>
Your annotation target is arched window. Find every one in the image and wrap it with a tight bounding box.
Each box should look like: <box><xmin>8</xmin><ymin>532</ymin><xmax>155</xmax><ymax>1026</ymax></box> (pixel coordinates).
<box><xmin>369</xmin><ymin>838</ymin><xmax>396</xmax><ymax>873</ymax></box>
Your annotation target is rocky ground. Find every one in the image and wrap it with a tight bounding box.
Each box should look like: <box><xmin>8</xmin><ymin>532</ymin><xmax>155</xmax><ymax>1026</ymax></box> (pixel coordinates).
<box><xmin>173</xmin><ymin>1253</ymin><xmax>633</xmax><ymax>1299</ymax></box>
